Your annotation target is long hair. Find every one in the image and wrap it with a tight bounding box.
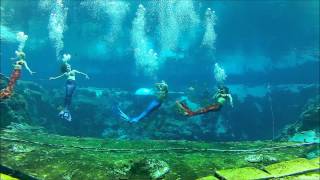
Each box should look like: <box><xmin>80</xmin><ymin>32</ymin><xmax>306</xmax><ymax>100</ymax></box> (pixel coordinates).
<box><xmin>60</xmin><ymin>63</ymin><xmax>69</xmax><ymax>73</ymax></box>
<box><xmin>218</xmin><ymin>85</ymin><xmax>229</xmax><ymax>94</ymax></box>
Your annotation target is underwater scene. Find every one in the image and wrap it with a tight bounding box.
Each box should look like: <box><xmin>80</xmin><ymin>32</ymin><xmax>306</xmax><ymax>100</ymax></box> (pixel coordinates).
<box><xmin>0</xmin><ymin>0</ymin><xmax>319</xmax><ymax>179</ymax></box>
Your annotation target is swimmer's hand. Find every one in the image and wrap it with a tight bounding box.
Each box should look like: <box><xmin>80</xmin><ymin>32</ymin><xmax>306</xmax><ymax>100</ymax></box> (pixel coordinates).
<box><xmin>227</xmin><ymin>94</ymin><xmax>234</xmax><ymax>108</ymax></box>
<box><xmin>85</xmin><ymin>75</ymin><xmax>90</xmax><ymax>79</ymax></box>
<box><xmin>49</xmin><ymin>73</ymin><xmax>65</xmax><ymax>80</ymax></box>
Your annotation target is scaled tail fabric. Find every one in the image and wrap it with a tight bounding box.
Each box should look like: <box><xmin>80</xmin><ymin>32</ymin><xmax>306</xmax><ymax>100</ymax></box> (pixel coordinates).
<box><xmin>64</xmin><ymin>80</ymin><xmax>76</xmax><ymax>109</ymax></box>
<box><xmin>177</xmin><ymin>101</ymin><xmax>222</xmax><ymax>116</ymax></box>
<box><xmin>117</xmin><ymin>99</ymin><xmax>162</xmax><ymax>123</ymax></box>
<box><xmin>0</xmin><ymin>69</ymin><xmax>21</xmax><ymax>99</ymax></box>
<box><xmin>131</xmin><ymin>99</ymin><xmax>162</xmax><ymax>122</ymax></box>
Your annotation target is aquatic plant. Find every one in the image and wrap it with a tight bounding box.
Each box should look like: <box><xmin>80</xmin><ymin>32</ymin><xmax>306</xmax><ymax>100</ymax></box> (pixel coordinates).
<box><xmin>202</xmin><ymin>8</ymin><xmax>217</xmax><ymax>50</ymax></box>
<box><xmin>48</xmin><ymin>0</ymin><xmax>68</xmax><ymax>60</ymax></box>
<box><xmin>131</xmin><ymin>4</ymin><xmax>159</xmax><ymax>76</ymax></box>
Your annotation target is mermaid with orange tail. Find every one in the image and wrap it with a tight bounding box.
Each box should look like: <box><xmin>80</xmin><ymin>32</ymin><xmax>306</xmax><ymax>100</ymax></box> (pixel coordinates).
<box><xmin>176</xmin><ymin>85</ymin><xmax>233</xmax><ymax>116</ymax></box>
<box><xmin>1</xmin><ymin>32</ymin><xmax>35</xmax><ymax>99</ymax></box>
<box><xmin>176</xmin><ymin>63</ymin><xmax>233</xmax><ymax>116</ymax></box>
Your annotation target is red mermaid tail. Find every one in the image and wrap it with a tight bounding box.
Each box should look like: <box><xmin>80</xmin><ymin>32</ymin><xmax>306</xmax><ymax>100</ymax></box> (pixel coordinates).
<box><xmin>176</xmin><ymin>100</ymin><xmax>222</xmax><ymax>117</ymax></box>
<box><xmin>0</xmin><ymin>69</ymin><xmax>21</xmax><ymax>99</ymax></box>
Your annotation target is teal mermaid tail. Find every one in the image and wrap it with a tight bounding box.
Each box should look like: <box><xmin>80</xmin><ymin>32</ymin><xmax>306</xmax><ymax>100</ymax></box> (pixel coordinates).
<box><xmin>116</xmin><ymin>106</ymin><xmax>131</xmax><ymax>122</ymax></box>
<box><xmin>116</xmin><ymin>99</ymin><xmax>162</xmax><ymax>123</ymax></box>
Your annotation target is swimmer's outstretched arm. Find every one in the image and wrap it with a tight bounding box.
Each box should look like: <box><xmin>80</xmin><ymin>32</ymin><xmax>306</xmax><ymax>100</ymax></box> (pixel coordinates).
<box><xmin>74</xmin><ymin>70</ymin><xmax>89</xmax><ymax>79</ymax></box>
<box><xmin>23</xmin><ymin>61</ymin><xmax>36</xmax><ymax>75</ymax></box>
<box><xmin>49</xmin><ymin>73</ymin><xmax>66</xmax><ymax>80</ymax></box>
<box><xmin>227</xmin><ymin>94</ymin><xmax>234</xmax><ymax>108</ymax></box>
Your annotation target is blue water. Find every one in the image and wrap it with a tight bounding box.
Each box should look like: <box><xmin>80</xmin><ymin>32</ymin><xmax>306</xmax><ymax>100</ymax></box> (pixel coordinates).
<box><xmin>1</xmin><ymin>0</ymin><xmax>319</xmax><ymax>141</ymax></box>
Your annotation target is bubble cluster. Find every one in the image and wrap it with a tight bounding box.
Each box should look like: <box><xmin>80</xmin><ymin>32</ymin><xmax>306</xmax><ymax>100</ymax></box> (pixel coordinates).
<box><xmin>81</xmin><ymin>0</ymin><xmax>129</xmax><ymax>43</ymax></box>
<box><xmin>16</xmin><ymin>31</ymin><xmax>28</xmax><ymax>51</ymax></box>
<box><xmin>214</xmin><ymin>63</ymin><xmax>227</xmax><ymax>84</ymax></box>
<box><xmin>202</xmin><ymin>8</ymin><xmax>217</xmax><ymax>50</ymax></box>
<box><xmin>157</xmin><ymin>0</ymin><xmax>200</xmax><ymax>58</ymax></box>
<box><xmin>62</xmin><ymin>53</ymin><xmax>71</xmax><ymax>63</ymax></box>
<box><xmin>37</xmin><ymin>0</ymin><xmax>219</xmax><ymax>76</ymax></box>
<box><xmin>38</xmin><ymin>0</ymin><xmax>54</xmax><ymax>12</ymax></box>
<box><xmin>48</xmin><ymin>0</ymin><xmax>68</xmax><ymax>60</ymax></box>
<box><xmin>158</xmin><ymin>0</ymin><xmax>179</xmax><ymax>53</ymax></box>
<box><xmin>131</xmin><ymin>4</ymin><xmax>159</xmax><ymax>76</ymax></box>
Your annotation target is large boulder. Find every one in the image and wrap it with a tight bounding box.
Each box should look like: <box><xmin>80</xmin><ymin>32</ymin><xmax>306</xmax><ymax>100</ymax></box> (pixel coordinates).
<box><xmin>300</xmin><ymin>95</ymin><xmax>320</xmax><ymax>131</ymax></box>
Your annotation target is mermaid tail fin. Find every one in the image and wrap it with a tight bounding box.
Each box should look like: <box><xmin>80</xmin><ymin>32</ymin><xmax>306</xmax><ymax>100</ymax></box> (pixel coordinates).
<box><xmin>176</xmin><ymin>100</ymin><xmax>194</xmax><ymax>116</ymax></box>
<box><xmin>59</xmin><ymin>109</ymin><xmax>72</xmax><ymax>122</ymax></box>
<box><xmin>116</xmin><ymin>106</ymin><xmax>131</xmax><ymax>122</ymax></box>
<box><xmin>0</xmin><ymin>88</ymin><xmax>12</xmax><ymax>99</ymax></box>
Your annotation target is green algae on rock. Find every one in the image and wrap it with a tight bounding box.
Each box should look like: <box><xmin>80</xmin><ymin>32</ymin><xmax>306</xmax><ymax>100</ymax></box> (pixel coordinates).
<box><xmin>196</xmin><ymin>175</ymin><xmax>219</xmax><ymax>180</ymax></box>
<box><xmin>244</xmin><ymin>154</ymin><xmax>278</xmax><ymax>164</ymax></box>
<box><xmin>0</xmin><ymin>123</ymin><xmax>319</xmax><ymax>179</ymax></box>
<box><xmin>215</xmin><ymin>167</ymin><xmax>273</xmax><ymax>180</ymax></box>
<box><xmin>264</xmin><ymin>158</ymin><xmax>320</xmax><ymax>178</ymax></box>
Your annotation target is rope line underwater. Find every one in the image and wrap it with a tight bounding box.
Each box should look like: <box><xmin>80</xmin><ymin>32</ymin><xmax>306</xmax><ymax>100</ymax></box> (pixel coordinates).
<box><xmin>1</xmin><ymin>137</ymin><xmax>318</xmax><ymax>153</ymax></box>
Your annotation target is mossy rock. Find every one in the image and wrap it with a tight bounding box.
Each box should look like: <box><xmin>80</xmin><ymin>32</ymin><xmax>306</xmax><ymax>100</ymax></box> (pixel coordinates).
<box><xmin>281</xmin><ymin>172</ymin><xmax>320</xmax><ymax>179</ymax></box>
<box><xmin>1</xmin><ymin>123</ymin><xmax>319</xmax><ymax>179</ymax></box>
<box><xmin>196</xmin><ymin>175</ymin><xmax>219</xmax><ymax>180</ymax></box>
<box><xmin>215</xmin><ymin>167</ymin><xmax>273</xmax><ymax>180</ymax></box>
<box><xmin>264</xmin><ymin>158</ymin><xmax>320</xmax><ymax>178</ymax></box>
<box><xmin>0</xmin><ymin>173</ymin><xmax>19</xmax><ymax>180</ymax></box>
<box><xmin>310</xmin><ymin>157</ymin><xmax>320</xmax><ymax>164</ymax></box>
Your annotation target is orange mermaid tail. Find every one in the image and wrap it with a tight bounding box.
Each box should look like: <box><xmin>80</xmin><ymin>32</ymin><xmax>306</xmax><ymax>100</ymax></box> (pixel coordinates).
<box><xmin>0</xmin><ymin>69</ymin><xmax>21</xmax><ymax>99</ymax></box>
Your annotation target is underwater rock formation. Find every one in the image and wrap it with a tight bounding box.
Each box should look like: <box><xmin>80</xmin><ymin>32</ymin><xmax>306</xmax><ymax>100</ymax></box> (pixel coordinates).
<box><xmin>1</xmin><ymin>80</ymin><xmax>319</xmax><ymax>141</ymax></box>
<box><xmin>245</xmin><ymin>154</ymin><xmax>278</xmax><ymax>164</ymax></box>
<box><xmin>300</xmin><ymin>95</ymin><xmax>320</xmax><ymax>131</ymax></box>
<box><xmin>112</xmin><ymin>158</ymin><xmax>169</xmax><ymax>179</ymax></box>
<box><xmin>0</xmin><ymin>80</ymin><xmax>58</xmax><ymax>129</ymax></box>
<box><xmin>137</xmin><ymin>159</ymin><xmax>170</xmax><ymax>179</ymax></box>
<box><xmin>278</xmin><ymin>95</ymin><xmax>320</xmax><ymax>141</ymax></box>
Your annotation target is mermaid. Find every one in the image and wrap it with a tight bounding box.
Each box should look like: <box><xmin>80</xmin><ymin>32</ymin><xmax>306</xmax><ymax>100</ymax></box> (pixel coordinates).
<box><xmin>0</xmin><ymin>51</ymin><xmax>35</xmax><ymax>99</ymax></box>
<box><xmin>1</xmin><ymin>32</ymin><xmax>35</xmax><ymax>99</ymax></box>
<box><xmin>49</xmin><ymin>54</ymin><xmax>89</xmax><ymax>121</ymax></box>
<box><xmin>117</xmin><ymin>81</ymin><xmax>168</xmax><ymax>123</ymax></box>
<box><xmin>176</xmin><ymin>85</ymin><xmax>233</xmax><ymax>116</ymax></box>
<box><xmin>176</xmin><ymin>63</ymin><xmax>233</xmax><ymax>116</ymax></box>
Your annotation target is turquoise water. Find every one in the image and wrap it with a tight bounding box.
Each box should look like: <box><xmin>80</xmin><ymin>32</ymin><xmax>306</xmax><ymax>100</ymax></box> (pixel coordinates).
<box><xmin>0</xmin><ymin>0</ymin><xmax>319</xmax><ymax>141</ymax></box>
